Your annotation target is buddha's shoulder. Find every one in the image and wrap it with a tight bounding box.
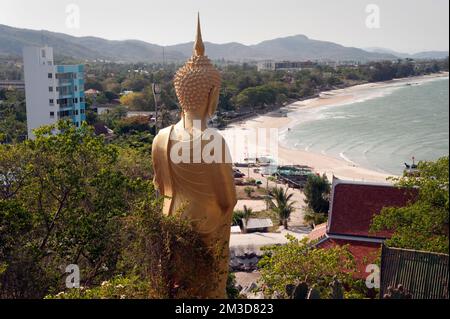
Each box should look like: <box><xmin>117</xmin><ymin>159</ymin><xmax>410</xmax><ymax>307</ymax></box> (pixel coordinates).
<box><xmin>152</xmin><ymin>126</ymin><xmax>173</xmax><ymax>153</ymax></box>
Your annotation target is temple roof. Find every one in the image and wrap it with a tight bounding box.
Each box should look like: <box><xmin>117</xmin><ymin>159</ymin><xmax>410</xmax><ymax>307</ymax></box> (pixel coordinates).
<box><xmin>308</xmin><ymin>178</ymin><xmax>419</xmax><ymax>278</ymax></box>
<box><xmin>327</xmin><ymin>179</ymin><xmax>418</xmax><ymax>239</ymax></box>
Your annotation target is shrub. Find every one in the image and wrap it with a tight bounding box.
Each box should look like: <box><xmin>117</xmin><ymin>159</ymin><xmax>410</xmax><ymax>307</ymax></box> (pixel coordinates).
<box><xmin>258</xmin><ymin>236</ymin><xmax>355</xmax><ymax>298</ymax></box>
<box><xmin>244</xmin><ymin>186</ymin><xmax>255</xmax><ymax>198</ymax></box>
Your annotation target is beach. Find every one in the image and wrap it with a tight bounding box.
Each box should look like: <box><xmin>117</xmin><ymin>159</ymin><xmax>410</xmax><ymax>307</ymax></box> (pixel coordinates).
<box><xmin>224</xmin><ymin>72</ymin><xmax>449</xmax><ymax>183</ymax></box>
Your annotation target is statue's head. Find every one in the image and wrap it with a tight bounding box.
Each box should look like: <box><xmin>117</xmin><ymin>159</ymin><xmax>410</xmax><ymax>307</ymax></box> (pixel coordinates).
<box><xmin>174</xmin><ymin>14</ymin><xmax>221</xmax><ymax>118</ymax></box>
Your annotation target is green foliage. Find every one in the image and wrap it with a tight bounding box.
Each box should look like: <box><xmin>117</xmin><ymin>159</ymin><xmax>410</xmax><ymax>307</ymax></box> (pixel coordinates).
<box><xmin>0</xmin><ymin>89</ymin><xmax>27</xmax><ymax>142</ymax></box>
<box><xmin>303</xmin><ymin>207</ymin><xmax>328</xmax><ymax>227</ymax></box>
<box><xmin>116</xmin><ymin>193</ymin><xmax>220</xmax><ymax>299</ymax></box>
<box><xmin>258</xmin><ymin>236</ymin><xmax>355</xmax><ymax>298</ymax></box>
<box><xmin>0</xmin><ymin>121</ymin><xmax>137</xmax><ymax>297</ymax></box>
<box><xmin>304</xmin><ymin>174</ymin><xmax>330</xmax><ymax>214</ymax></box>
<box><xmin>0</xmin><ymin>120</ymin><xmax>220</xmax><ymax>299</ymax></box>
<box><xmin>232</xmin><ymin>210</ymin><xmax>245</xmax><ymax>227</ymax></box>
<box><xmin>45</xmin><ymin>275</ymin><xmax>150</xmax><ymax>299</ymax></box>
<box><xmin>371</xmin><ymin>156</ymin><xmax>449</xmax><ymax>254</ymax></box>
<box><xmin>235</xmin><ymin>84</ymin><xmax>283</xmax><ymax>109</ymax></box>
<box><xmin>232</xmin><ymin>206</ymin><xmax>254</xmax><ymax>229</ymax></box>
<box><xmin>244</xmin><ymin>186</ymin><xmax>255</xmax><ymax>198</ymax></box>
<box><xmin>119</xmin><ymin>91</ymin><xmax>154</xmax><ymax>111</ymax></box>
<box><xmin>115</xmin><ymin>116</ymin><xmax>152</xmax><ymax>135</ymax></box>
<box><xmin>226</xmin><ymin>273</ymin><xmax>240</xmax><ymax>299</ymax></box>
<box><xmin>267</xmin><ymin>187</ymin><xmax>296</xmax><ymax>229</ymax></box>
<box><xmin>99</xmin><ymin>106</ymin><xmax>128</xmax><ymax>129</ymax></box>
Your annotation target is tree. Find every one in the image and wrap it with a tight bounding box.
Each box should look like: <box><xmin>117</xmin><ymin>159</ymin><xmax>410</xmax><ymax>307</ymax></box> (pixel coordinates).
<box><xmin>121</xmin><ymin>77</ymin><xmax>150</xmax><ymax>92</ymax></box>
<box><xmin>0</xmin><ymin>90</ymin><xmax>27</xmax><ymax>142</ymax></box>
<box><xmin>242</xmin><ymin>205</ymin><xmax>253</xmax><ymax>221</ymax></box>
<box><xmin>232</xmin><ymin>205</ymin><xmax>253</xmax><ymax>228</ymax></box>
<box><xmin>115</xmin><ymin>116</ymin><xmax>151</xmax><ymax>135</ymax></box>
<box><xmin>85</xmin><ymin>79</ymin><xmax>103</xmax><ymax>91</ymax></box>
<box><xmin>258</xmin><ymin>236</ymin><xmax>355</xmax><ymax>298</ymax></box>
<box><xmin>235</xmin><ymin>85</ymin><xmax>279</xmax><ymax>109</ymax></box>
<box><xmin>0</xmin><ymin>121</ymin><xmax>139</xmax><ymax>297</ymax></box>
<box><xmin>99</xmin><ymin>106</ymin><xmax>127</xmax><ymax>129</ymax></box>
<box><xmin>304</xmin><ymin>174</ymin><xmax>330</xmax><ymax>214</ymax></box>
<box><xmin>371</xmin><ymin>156</ymin><xmax>449</xmax><ymax>254</ymax></box>
<box><xmin>119</xmin><ymin>92</ymin><xmax>152</xmax><ymax>111</ymax></box>
<box><xmin>267</xmin><ymin>187</ymin><xmax>296</xmax><ymax>229</ymax></box>
<box><xmin>1</xmin><ymin>120</ymin><xmax>222</xmax><ymax>299</ymax></box>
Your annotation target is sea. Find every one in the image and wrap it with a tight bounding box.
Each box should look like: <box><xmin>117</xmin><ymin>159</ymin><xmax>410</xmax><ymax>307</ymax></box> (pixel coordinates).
<box><xmin>282</xmin><ymin>76</ymin><xmax>449</xmax><ymax>175</ymax></box>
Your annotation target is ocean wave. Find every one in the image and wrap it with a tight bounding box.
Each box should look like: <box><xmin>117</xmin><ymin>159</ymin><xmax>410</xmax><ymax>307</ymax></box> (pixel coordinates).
<box><xmin>339</xmin><ymin>152</ymin><xmax>358</xmax><ymax>166</ymax></box>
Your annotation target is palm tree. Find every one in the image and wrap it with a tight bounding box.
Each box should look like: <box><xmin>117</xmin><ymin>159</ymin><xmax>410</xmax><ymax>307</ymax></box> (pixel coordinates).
<box><xmin>242</xmin><ymin>205</ymin><xmax>253</xmax><ymax>221</ymax></box>
<box><xmin>232</xmin><ymin>205</ymin><xmax>253</xmax><ymax>229</ymax></box>
<box><xmin>267</xmin><ymin>187</ymin><xmax>296</xmax><ymax>229</ymax></box>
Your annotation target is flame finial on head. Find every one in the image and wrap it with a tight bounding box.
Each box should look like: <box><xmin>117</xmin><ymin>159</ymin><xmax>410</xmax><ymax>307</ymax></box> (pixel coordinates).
<box><xmin>194</xmin><ymin>12</ymin><xmax>205</xmax><ymax>56</ymax></box>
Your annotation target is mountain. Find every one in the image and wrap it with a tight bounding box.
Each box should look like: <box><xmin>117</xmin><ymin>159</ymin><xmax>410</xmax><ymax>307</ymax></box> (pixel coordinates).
<box><xmin>0</xmin><ymin>24</ymin><xmax>182</xmax><ymax>62</ymax></box>
<box><xmin>249</xmin><ymin>35</ymin><xmax>396</xmax><ymax>62</ymax></box>
<box><xmin>0</xmin><ymin>24</ymin><xmax>432</xmax><ymax>63</ymax></box>
<box><xmin>410</xmin><ymin>51</ymin><xmax>449</xmax><ymax>60</ymax></box>
<box><xmin>366</xmin><ymin>47</ymin><xmax>449</xmax><ymax>60</ymax></box>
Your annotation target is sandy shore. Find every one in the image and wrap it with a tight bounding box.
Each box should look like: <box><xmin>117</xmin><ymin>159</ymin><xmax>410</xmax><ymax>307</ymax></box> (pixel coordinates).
<box><xmin>224</xmin><ymin>72</ymin><xmax>449</xmax><ymax>182</ymax></box>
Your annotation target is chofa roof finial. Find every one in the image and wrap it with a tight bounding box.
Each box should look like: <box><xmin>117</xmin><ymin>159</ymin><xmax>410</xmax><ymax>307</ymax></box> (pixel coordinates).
<box><xmin>194</xmin><ymin>12</ymin><xmax>205</xmax><ymax>56</ymax></box>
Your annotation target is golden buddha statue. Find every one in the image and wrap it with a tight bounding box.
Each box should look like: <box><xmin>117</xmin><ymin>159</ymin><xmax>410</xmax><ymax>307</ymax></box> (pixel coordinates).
<box><xmin>152</xmin><ymin>14</ymin><xmax>237</xmax><ymax>299</ymax></box>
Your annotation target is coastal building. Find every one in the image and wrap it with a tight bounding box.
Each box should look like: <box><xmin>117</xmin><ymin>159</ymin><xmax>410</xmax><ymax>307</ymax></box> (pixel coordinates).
<box><xmin>23</xmin><ymin>46</ymin><xmax>86</xmax><ymax>138</ymax></box>
<box><xmin>257</xmin><ymin>60</ymin><xmax>316</xmax><ymax>72</ymax></box>
<box><xmin>308</xmin><ymin>177</ymin><xmax>418</xmax><ymax>278</ymax></box>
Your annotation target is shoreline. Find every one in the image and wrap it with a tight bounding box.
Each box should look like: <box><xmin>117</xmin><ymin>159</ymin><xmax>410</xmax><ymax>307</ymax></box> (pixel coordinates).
<box><xmin>224</xmin><ymin>72</ymin><xmax>449</xmax><ymax>182</ymax></box>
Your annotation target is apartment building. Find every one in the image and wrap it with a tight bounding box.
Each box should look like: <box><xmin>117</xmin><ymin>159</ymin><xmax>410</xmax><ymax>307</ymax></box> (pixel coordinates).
<box><xmin>22</xmin><ymin>46</ymin><xmax>86</xmax><ymax>138</ymax></box>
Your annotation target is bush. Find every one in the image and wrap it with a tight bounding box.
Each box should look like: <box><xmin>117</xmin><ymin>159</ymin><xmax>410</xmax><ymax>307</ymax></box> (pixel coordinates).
<box><xmin>244</xmin><ymin>186</ymin><xmax>255</xmax><ymax>198</ymax></box>
<box><xmin>258</xmin><ymin>236</ymin><xmax>355</xmax><ymax>298</ymax></box>
<box><xmin>226</xmin><ymin>273</ymin><xmax>240</xmax><ymax>299</ymax></box>
<box><xmin>371</xmin><ymin>156</ymin><xmax>449</xmax><ymax>254</ymax></box>
<box><xmin>45</xmin><ymin>275</ymin><xmax>150</xmax><ymax>299</ymax></box>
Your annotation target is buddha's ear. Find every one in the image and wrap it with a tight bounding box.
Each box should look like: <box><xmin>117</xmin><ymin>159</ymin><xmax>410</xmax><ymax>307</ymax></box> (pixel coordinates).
<box><xmin>207</xmin><ymin>86</ymin><xmax>220</xmax><ymax>118</ymax></box>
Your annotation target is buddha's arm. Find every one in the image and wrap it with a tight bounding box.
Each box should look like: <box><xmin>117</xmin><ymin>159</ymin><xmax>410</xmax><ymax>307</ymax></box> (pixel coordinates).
<box><xmin>212</xmin><ymin>162</ymin><xmax>237</xmax><ymax>215</ymax></box>
<box><xmin>212</xmin><ymin>142</ymin><xmax>237</xmax><ymax>214</ymax></box>
<box><xmin>151</xmin><ymin>134</ymin><xmax>164</xmax><ymax>195</ymax></box>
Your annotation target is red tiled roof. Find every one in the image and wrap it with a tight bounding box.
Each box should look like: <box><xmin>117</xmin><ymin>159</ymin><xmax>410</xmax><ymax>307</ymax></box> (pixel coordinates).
<box><xmin>307</xmin><ymin>223</ymin><xmax>327</xmax><ymax>242</ymax></box>
<box><xmin>328</xmin><ymin>181</ymin><xmax>418</xmax><ymax>239</ymax></box>
<box><xmin>317</xmin><ymin>238</ymin><xmax>381</xmax><ymax>279</ymax></box>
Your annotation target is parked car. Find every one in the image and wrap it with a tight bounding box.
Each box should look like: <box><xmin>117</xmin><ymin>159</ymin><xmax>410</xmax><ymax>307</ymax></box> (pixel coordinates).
<box><xmin>233</xmin><ymin>169</ymin><xmax>245</xmax><ymax>178</ymax></box>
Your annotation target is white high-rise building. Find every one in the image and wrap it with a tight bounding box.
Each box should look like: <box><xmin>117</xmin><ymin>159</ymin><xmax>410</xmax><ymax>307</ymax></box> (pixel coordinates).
<box><xmin>22</xmin><ymin>46</ymin><xmax>86</xmax><ymax>139</ymax></box>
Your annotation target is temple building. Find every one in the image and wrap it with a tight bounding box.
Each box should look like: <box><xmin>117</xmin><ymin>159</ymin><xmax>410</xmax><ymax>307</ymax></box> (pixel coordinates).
<box><xmin>308</xmin><ymin>177</ymin><xmax>418</xmax><ymax>278</ymax></box>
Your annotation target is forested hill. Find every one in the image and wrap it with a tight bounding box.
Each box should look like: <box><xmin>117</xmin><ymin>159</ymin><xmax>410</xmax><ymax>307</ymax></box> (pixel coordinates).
<box><xmin>0</xmin><ymin>24</ymin><xmax>400</xmax><ymax>63</ymax></box>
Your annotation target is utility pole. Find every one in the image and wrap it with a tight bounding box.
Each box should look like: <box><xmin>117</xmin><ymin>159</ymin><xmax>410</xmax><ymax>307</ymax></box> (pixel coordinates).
<box><xmin>152</xmin><ymin>83</ymin><xmax>162</xmax><ymax>134</ymax></box>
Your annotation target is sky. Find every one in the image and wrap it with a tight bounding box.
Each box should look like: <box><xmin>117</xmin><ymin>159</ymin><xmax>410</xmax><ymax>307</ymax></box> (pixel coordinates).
<box><xmin>0</xmin><ymin>0</ymin><xmax>448</xmax><ymax>53</ymax></box>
